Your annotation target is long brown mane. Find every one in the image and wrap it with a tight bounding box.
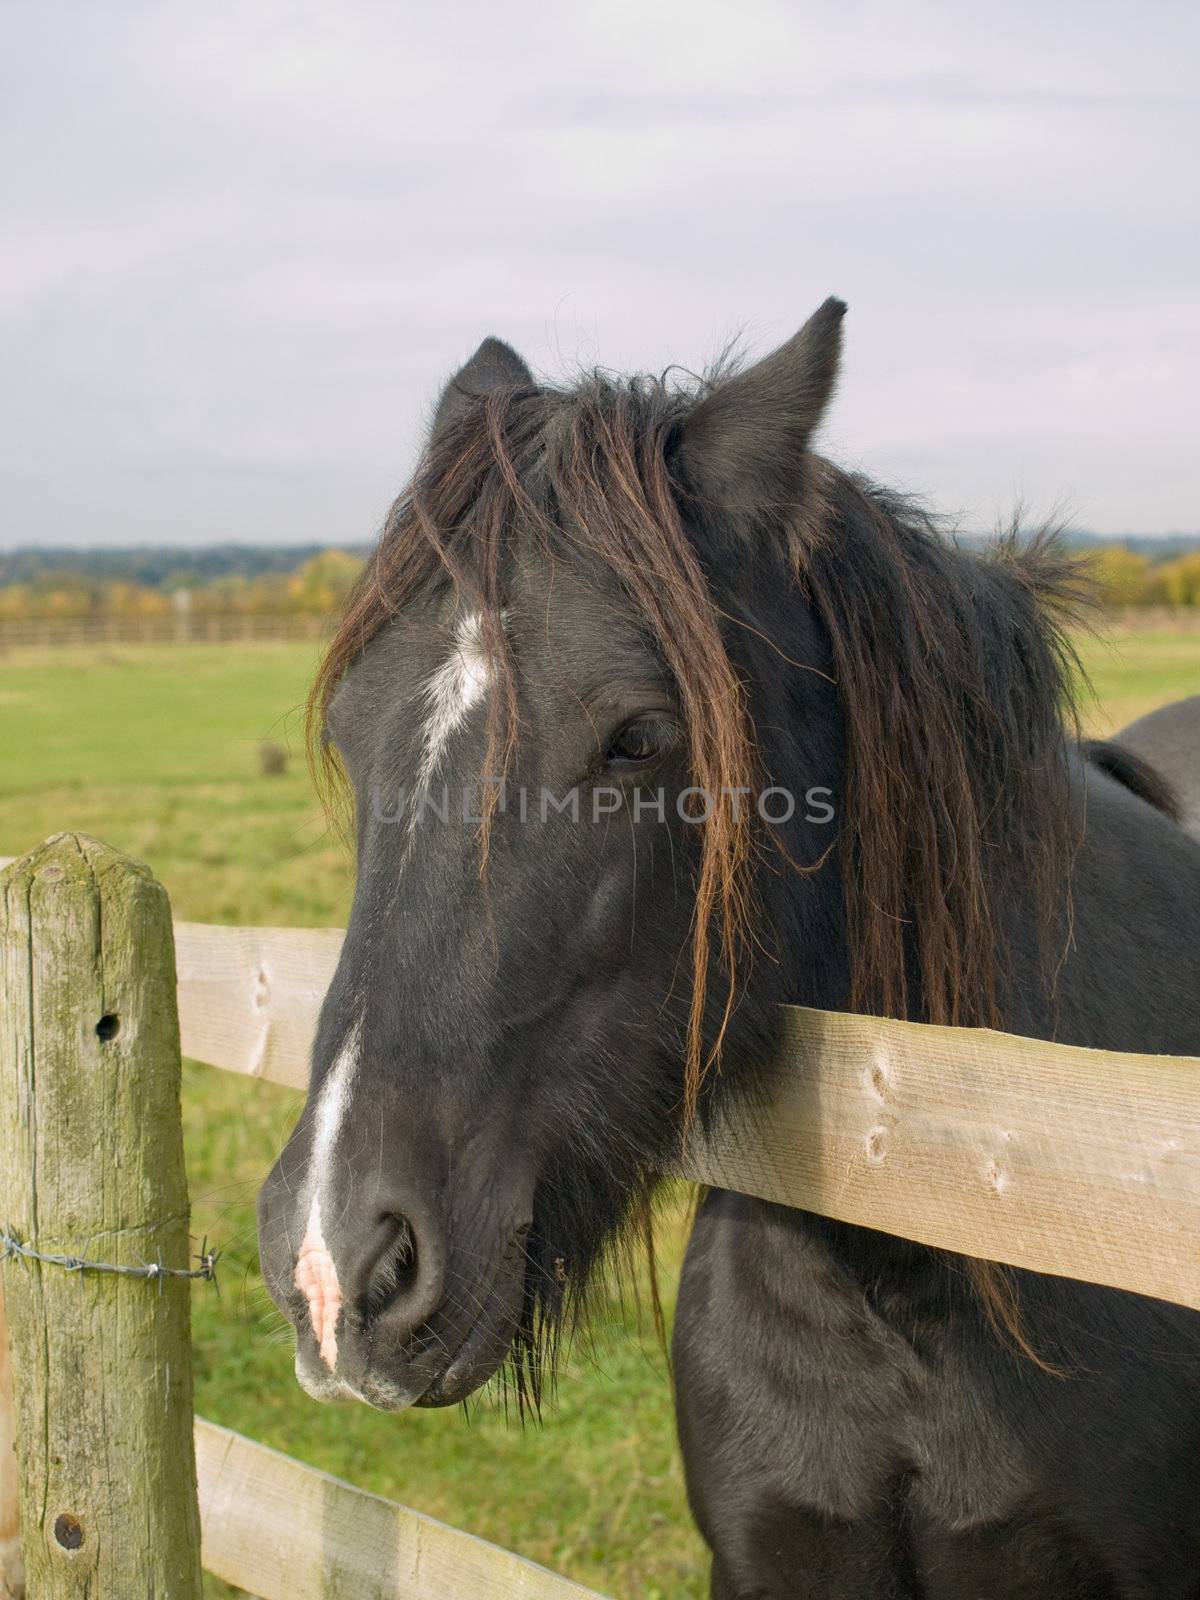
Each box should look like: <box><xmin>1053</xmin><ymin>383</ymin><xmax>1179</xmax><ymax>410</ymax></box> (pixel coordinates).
<box><xmin>312</xmin><ymin>375</ymin><xmax>762</xmax><ymax>1124</ymax></box>
<box><xmin>310</xmin><ymin>366</ymin><xmax>1087</xmax><ymax>1359</ymax></box>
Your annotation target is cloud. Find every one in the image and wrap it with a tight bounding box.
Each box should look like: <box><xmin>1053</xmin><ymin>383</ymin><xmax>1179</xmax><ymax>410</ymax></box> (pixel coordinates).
<box><xmin>1</xmin><ymin>0</ymin><xmax>1198</xmax><ymax>544</ymax></box>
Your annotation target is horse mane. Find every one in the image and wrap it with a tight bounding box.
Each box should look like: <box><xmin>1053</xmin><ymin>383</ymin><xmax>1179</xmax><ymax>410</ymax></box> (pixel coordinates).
<box><xmin>311</xmin><ymin>363</ymin><xmax>1090</xmax><ymax>1363</ymax></box>
<box><xmin>794</xmin><ymin>477</ymin><xmax>1087</xmax><ymax>1028</ymax></box>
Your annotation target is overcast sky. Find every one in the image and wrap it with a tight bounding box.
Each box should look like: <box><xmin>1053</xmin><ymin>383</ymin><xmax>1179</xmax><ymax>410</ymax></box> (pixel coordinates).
<box><xmin>3</xmin><ymin>0</ymin><xmax>1198</xmax><ymax>548</ymax></box>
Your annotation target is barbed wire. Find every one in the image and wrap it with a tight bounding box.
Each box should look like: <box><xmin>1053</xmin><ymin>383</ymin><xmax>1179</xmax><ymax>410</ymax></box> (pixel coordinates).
<box><xmin>0</xmin><ymin>1229</ymin><xmax>220</xmax><ymax>1287</ymax></box>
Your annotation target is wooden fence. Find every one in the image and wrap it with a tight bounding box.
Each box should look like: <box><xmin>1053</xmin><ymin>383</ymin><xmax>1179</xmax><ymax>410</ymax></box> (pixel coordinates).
<box><xmin>1</xmin><ymin>607</ymin><xmax>1198</xmax><ymax>658</ymax></box>
<box><xmin>1</xmin><ymin>834</ymin><xmax>1198</xmax><ymax>1596</ymax></box>
<box><xmin>0</xmin><ymin>614</ymin><xmax>329</xmax><ymax>652</ymax></box>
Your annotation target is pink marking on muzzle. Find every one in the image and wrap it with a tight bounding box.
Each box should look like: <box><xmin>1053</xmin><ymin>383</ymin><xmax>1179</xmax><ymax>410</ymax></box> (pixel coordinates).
<box><xmin>294</xmin><ymin>1196</ymin><xmax>342</xmax><ymax>1371</ymax></box>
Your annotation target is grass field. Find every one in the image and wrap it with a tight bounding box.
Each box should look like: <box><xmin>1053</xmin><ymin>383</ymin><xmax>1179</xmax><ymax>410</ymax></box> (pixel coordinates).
<box><xmin>1</xmin><ymin>627</ymin><xmax>1197</xmax><ymax>1599</ymax></box>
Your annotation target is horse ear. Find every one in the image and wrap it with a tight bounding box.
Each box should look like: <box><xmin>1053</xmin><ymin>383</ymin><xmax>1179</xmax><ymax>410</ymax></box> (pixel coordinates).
<box><xmin>675</xmin><ymin>297</ymin><xmax>846</xmax><ymax>511</ymax></box>
<box><xmin>432</xmin><ymin>337</ymin><xmax>533</xmax><ymax>435</ymax></box>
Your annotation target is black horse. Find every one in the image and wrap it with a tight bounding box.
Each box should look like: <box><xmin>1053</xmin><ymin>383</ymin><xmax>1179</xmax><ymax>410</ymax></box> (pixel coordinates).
<box><xmin>1096</xmin><ymin>695</ymin><xmax>1200</xmax><ymax>839</ymax></box>
<box><xmin>258</xmin><ymin>302</ymin><xmax>1200</xmax><ymax>1598</ymax></box>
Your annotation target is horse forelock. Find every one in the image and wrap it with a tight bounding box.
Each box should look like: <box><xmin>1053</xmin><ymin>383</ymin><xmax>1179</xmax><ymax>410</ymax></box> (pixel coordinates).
<box><xmin>311</xmin><ymin>372</ymin><xmax>763</xmax><ymax>1121</ymax></box>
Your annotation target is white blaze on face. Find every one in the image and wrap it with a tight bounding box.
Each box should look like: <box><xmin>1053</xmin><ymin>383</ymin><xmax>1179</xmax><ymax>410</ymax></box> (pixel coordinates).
<box><xmin>294</xmin><ymin>1194</ymin><xmax>342</xmax><ymax>1370</ymax></box>
<box><xmin>408</xmin><ymin>610</ymin><xmax>493</xmax><ymax>835</ymax></box>
<box><xmin>295</xmin><ymin>613</ymin><xmax>498</xmax><ymax>1370</ymax></box>
<box><xmin>310</xmin><ymin>1018</ymin><xmax>360</xmax><ymax>1202</ymax></box>
<box><xmin>297</xmin><ymin>1020</ymin><xmax>360</xmax><ymax>1369</ymax></box>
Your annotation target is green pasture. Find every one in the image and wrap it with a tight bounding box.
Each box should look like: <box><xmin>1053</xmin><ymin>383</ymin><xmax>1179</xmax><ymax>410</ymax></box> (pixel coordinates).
<box><xmin>0</xmin><ymin>627</ymin><xmax>1197</xmax><ymax>1599</ymax></box>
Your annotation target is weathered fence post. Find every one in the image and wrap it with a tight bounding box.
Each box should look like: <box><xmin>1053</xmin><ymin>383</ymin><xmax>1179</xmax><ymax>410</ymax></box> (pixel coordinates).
<box><xmin>0</xmin><ymin>834</ymin><xmax>202</xmax><ymax>1595</ymax></box>
<box><xmin>0</xmin><ymin>1284</ymin><xmax>22</xmax><ymax>1598</ymax></box>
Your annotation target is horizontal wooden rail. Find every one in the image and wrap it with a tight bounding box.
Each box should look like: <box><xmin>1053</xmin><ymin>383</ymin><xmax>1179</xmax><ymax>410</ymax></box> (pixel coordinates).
<box><xmin>685</xmin><ymin>1008</ymin><xmax>1200</xmax><ymax>1311</ymax></box>
<box><xmin>174</xmin><ymin>920</ymin><xmax>343</xmax><ymax>1087</ymax></box>
<box><xmin>196</xmin><ymin>1418</ymin><xmax>609</xmax><ymax>1599</ymax></box>
<box><xmin>3</xmin><ymin>865</ymin><xmax>1199</xmax><ymax>1309</ymax></box>
<box><xmin>169</xmin><ymin>918</ymin><xmax>1200</xmax><ymax>1313</ymax></box>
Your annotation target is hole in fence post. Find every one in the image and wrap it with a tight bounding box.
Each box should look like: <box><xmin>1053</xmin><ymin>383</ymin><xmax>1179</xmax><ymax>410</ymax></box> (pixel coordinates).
<box><xmin>95</xmin><ymin>1015</ymin><xmax>119</xmax><ymax>1042</ymax></box>
<box><xmin>54</xmin><ymin>1513</ymin><xmax>83</xmax><ymax>1551</ymax></box>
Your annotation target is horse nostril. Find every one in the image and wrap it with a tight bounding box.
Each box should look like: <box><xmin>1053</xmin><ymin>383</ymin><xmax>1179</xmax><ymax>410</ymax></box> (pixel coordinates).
<box><xmin>363</xmin><ymin>1214</ymin><xmax>419</xmax><ymax>1323</ymax></box>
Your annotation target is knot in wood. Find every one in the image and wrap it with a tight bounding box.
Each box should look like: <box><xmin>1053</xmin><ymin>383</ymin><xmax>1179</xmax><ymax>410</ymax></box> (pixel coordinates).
<box><xmin>54</xmin><ymin>1514</ymin><xmax>83</xmax><ymax>1551</ymax></box>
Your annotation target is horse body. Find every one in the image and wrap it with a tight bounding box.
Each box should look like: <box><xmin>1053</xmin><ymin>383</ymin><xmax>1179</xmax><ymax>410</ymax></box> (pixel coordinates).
<box><xmin>678</xmin><ymin>764</ymin><xmax>1200</xmax><ymax>1598</ymax></box>
<box><xmin>257</xmin><ymin>303</ymin><xmax>1200</xmax><ymax>1597</ymax></box>
<box><xmin>1109</xmin><ymin>694</ymin><xmax>1200</xmax><ymax>839</ymax></box>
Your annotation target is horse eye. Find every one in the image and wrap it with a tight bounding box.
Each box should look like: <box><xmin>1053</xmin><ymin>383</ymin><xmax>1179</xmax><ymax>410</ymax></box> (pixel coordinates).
<box><xmin>605</xmin><ymin>717</ymin><xmax>673</xmax><ymax>767</ymax></box>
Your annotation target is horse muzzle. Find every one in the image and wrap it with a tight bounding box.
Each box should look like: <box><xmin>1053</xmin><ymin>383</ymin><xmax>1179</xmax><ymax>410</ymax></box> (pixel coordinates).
<box><xmin>258</xmin><ymin>1143</ymin><xmax>533</xmax><ymax>1411</ymax></box>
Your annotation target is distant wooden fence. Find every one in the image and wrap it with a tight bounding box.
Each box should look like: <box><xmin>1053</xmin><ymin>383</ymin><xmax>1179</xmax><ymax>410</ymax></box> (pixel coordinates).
<box><xmin>0</xmin><ymin>613</ymin><xmax>328</xmax><ymax>651</ymax></box>
<box><xmin>1105</xmin><ymin>606</ymin><xmax>1200</xmax><ymax>633</ymax></box>
<box><xmin>2</xmin><ymin>606</ymin><xmax>1198</xmax><ymax>657</ymax></box>
<box><xmin>1</xmin><ymin>835</ymin><xmax>1199</xmax><ymax>1596</ymax></box>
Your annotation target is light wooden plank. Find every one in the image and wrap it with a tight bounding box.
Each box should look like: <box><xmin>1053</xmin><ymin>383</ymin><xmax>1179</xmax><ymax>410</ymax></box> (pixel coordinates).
<box><xmin>679</xmin><ymin>1007</ymin><xmax>1200</xmax><ymax>1311</ymax></box>
<box><xmin>166</xmin><ymin>920</ymin><xmax>1200</xmax><ymax>1309</ymax></box>
<box><xmin>195</xmin><ymin>1418</ymin><xmax>609</xmax><ymax>1600</ymax></box>
<box><xmin>174</xmin><ymin>920</ymin><xmax>343</xmax><ymax>1090</ymax></box>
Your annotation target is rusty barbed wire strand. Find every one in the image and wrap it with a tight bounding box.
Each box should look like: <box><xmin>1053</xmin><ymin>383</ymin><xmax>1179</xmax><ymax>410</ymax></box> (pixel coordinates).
<box><xmin>0</xmin><ymin>1229</ymin><xmax>220</xmax><ymax>1286</ymax></box>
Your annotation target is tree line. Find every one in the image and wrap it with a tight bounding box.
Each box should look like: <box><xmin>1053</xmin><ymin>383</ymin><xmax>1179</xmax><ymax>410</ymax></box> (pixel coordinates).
<box><xmin>1</xmin><ymin>541</ymin><xmax>1199</xmax><ymax>620</ymax></box>
<box><xmin>0</xmin><ymin>549</ymin><xmax>365</xmax><ymax>620</ymax></box>
<box><xmin>1080</xmin><ymin>545</ymin><xmax>1200</xmax><ymax>607</ymax></box>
